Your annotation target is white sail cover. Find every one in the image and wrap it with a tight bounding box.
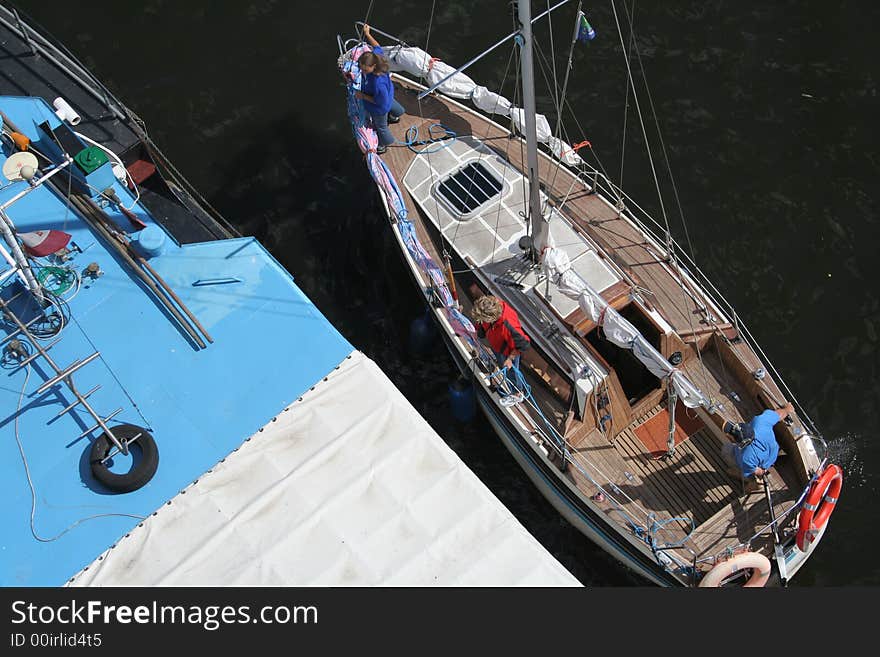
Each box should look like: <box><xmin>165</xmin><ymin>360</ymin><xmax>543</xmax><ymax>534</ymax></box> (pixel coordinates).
<box><xmin>68</xmin><ymin>351</ymin><xmax>580</xmax><ymax>586</ymax></box>
<box><xmin>543</xmin><ymin>248</ymin><xmax>709</xmax><ymax>409</ymax></box>
<box><xmin>384</xmin><ymin>45</ymin><xmax>583</xmax><ymax>166</ymax></box>
<box><xmin>472</xmin><ymin>85</ymin><xmax>512</xmax><ymax>117</ymax></box>
<box><xmin>548</xmin><ymin>136</ymin><xmax>585</xmax><ymax>166</ymax></box>
<box><xmin>510</xmin><ymin>108</ymin><xmax>552</xmax><ymax>143</ymax></box>
<box><xmin>386</xmin><ymin>45</ymin><xmax>432</xmax><ymax>76</ymax></box>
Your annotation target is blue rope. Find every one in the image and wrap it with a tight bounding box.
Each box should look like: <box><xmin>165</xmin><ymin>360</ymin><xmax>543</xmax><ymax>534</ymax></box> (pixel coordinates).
<box><xmin>404</xmin><ymin>123</ymin><xmax>456</xmax><ymax>154</ymax></box>
<box><xmin>648</xmin><ymin>515</ymin><xmax>696</xmax><ymax>549</ymax></box>
<box><xmin>495</xmin><ymin>363</ymin><xmax>571</xmax><ymax>455</ymax></box>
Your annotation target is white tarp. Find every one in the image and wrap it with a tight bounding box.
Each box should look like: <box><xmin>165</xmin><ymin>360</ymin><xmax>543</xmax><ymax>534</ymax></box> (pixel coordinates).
<box><xmin>68</xmin><ymin>351</ymin><xmax>580</xmax><ymax>587</ymax></box>
<box><xmin>543</xmin><ymin>248</ymin><xmax>709</xmax><ymax>409</ymax></box>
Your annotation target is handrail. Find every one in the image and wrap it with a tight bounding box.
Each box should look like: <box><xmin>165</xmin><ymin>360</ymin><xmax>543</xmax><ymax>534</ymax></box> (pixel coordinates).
<box><xmin>352</xmin><ymin>22</ymin><xmax>409</xmax><ymax>47</ymax></box>
<box><xmin>0</xmin><ymin>4</ymin><xmax>125</xmax><ymax>119</ymax></box>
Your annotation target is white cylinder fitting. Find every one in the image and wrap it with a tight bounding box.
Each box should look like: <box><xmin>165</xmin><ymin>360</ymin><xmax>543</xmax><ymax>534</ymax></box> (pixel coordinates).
<box><xmin>52</xmin><ymin>97</ymin><xmax>81</xmax><ymax>126</ymax></box>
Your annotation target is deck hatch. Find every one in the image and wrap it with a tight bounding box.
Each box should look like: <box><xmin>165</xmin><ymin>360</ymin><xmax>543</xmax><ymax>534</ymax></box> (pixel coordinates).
<box><xmin>436</xmin><ymin>161</ymin><xmax>503</xmax><ymax>215</ymax></box>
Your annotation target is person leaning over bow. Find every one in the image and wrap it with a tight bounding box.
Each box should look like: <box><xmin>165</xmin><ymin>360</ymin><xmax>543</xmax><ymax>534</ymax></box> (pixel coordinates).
<box><xmin>471</xmin><ymin>295</ymin><xmax>531</xmax><ymax>370</ymax></box>
<box><xmin>721</xmin><ymin>402</ymin><xmax>795</xmax><ymax>486</ymax></box>
<box><xmin>355</xmin><ymin>24</ymin><xmax>405</xmax><ymax>155</ymax></box>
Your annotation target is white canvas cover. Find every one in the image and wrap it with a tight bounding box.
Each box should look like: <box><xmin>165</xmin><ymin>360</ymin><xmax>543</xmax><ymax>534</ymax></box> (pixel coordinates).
<box><xmin>548</xmin><ymin>136</ymin><xmax>585</xmax><ymax>166</ymax></box>
<box><xmin>383</xmin><ymin>46</ymin><xmax>583</xmax><ymax>166</ymax></box>
<box><xmin>510</xmin><ymin>108</ymin><xmax>553</xmax><ymax>143</ymax></box>
<box><xmin>68</xmin><ymin>351</ymin><xmax>580</xmax><ymax>586</ymax></box>
<box><xmin>472</xmin><ymin>85</ymin><xmax>512</xmax><ymax>117</ymax></box>
<box><xmin>386</xmin><ymin>45</ymin><xmax>432</xmax><ymax>76</ymax></box>
<box><xmin>425</xmin><ymin>59</ymin><xmax>478</xmax><ymax>99</ymax></box>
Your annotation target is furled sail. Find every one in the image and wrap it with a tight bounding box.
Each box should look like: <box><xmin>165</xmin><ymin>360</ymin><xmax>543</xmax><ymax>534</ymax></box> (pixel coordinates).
<box><xmin>384</xmin><ymin>45</ymin><xmax>585</xmax><ymax>168</ymax></box>
<box><xmin>542</xmin><ymin>247</ymin><xmax>710</xmax><ymax>409</ymax></box>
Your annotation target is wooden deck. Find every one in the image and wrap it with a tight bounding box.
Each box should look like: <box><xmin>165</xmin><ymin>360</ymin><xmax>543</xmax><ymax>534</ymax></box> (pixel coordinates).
<box><xmin>375</xmin><ymin>75</ymin><xmax>805</xmax><ymax>569</ymax></box>
<box><xmin>564</xmin><ymin>405</ymin><xmax>799</xmax><ymax>562</ymax></box>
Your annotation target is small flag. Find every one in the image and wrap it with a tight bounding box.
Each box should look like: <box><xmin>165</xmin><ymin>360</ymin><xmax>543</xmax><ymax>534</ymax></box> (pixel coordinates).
<box><xmin>19</xmin><ymin>230</ymin><xmax>72</xmax><ymax>257</ymax></box>
<box><xmin>576</xmin><ymin>12</ymin><xmax>596</xmax><ymax>43</ymax></box>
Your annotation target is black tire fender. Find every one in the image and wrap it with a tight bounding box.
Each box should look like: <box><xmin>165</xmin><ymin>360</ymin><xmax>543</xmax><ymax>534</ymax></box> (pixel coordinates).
<box><xmin>89</xmin><ymin>423</ymin><xmax>159</xmax><ymax>493</ymax></box>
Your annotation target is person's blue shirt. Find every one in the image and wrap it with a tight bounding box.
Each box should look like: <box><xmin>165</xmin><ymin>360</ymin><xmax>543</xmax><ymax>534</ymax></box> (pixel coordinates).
<box><xmin>361</xmin><ymin>45</ymin><xmax>394</xmax><ymax>115</ymax></box>
<box><xmin>735</xmin><ymin>409</ymin><xmax>781</xmax><ymax>477</ymax></box>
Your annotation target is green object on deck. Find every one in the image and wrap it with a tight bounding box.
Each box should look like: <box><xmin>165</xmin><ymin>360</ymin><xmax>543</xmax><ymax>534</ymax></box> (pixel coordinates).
<box><xmin>73</xmin><ymin>146</ymin><xmax>109</xmax><ymax>174</ymax></box>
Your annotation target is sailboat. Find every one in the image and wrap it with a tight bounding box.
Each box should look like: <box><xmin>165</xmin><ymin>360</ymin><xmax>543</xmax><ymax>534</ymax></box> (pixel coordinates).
<box><xmin>338</xmin><ymin>0</ymin><xmax>842</xmax><ymax>586</ymax></box>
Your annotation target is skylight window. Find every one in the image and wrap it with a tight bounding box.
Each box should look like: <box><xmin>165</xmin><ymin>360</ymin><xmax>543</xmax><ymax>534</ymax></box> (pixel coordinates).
<box><xmin>436</xmin><ymin>161</ymin><xmax>503</xmax><ymax>215</ymax></box>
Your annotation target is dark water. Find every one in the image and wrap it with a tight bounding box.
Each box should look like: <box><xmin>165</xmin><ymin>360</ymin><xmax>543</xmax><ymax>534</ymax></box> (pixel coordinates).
<box><xmin>15</xmin><ymin>1</ymin><xmax>878</xmax><ymax>586</ymax></box>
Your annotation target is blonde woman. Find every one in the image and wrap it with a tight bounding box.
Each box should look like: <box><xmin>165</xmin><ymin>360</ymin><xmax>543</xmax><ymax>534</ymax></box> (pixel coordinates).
<box><xmin>471</xmin><ymin>295</ymin><xmax>530</xmax><ymax>370</ymax></box>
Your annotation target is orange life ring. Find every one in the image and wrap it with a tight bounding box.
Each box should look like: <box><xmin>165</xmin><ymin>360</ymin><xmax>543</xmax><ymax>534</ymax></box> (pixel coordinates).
<box><xmin>796</xmin><ymin>463</ymin><xmax>843</xmax><ymax>552</ymax></box>
<box><xmin>699</xmin><ymin>551</ymin><xmax>771</xmax><ymax>587</ymax></box>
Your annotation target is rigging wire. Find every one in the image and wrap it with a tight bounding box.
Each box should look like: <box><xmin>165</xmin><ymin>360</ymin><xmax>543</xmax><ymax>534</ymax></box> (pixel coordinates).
<box><xmin>533</xmin><ymin>38</ymin><xmax>565</xmax><ymax>197</ymax></box>
<box><xmin>449</xmin><ymin>8</ymin><xmax>521</xmax><ymax>264</ymax></box>
<box><xmin>609</xmin><ymin>0</ymin><xmax>671</xmax><ymax>242</ymax></box>
<box><xmin>610</xmin><ymin>1</ymin><xmax>716</xmax><ymax>402</ymax></box>
<box><xmin>546</xmin><ymin>0</ymin><xmax>560</xmax><ymax>130</ymax></box>
<box><xmin>618</xmin><ymin>0</ymin><xmax>636</xmax><ymax>193</ymax></box>
<box><xmin>358</xmin><ymin>0</ymin><xmax>375</xmax><ymax>43</ymax></box>
<box><xmin>620</xmin><ymin>0</ymin><xmax>698</xmax><ymax>264</ymax></box>
<box><xmin>414</xmin><ymin>0</ymin><xmax>462</xmax><ymax>284</ymax></box>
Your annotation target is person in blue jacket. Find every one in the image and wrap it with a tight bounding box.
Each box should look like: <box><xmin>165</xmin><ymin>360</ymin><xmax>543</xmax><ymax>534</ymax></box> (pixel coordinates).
<box><xmin>355</xmin><ymin>24</ymin><xmax>405</xmax><ymax>154</ymax></box>
<box><xmin>721</xmin><ymin>402</ymin><xmax>795</xmax><ymax>489</ymax></box>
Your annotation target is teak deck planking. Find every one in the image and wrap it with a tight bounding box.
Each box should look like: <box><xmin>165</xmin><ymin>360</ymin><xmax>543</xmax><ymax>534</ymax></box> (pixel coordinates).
<box><xmin>372</xmin><ymin>75</ymin><xmax>797</xmax><ymax>565</ymax></box>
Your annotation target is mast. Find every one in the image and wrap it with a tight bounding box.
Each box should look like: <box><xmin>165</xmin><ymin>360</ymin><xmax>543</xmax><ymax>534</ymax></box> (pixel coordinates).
<box><xmin>517</xmin><ymin>0</ymin><xmax>548</xmax><ymax>259</ymax></box>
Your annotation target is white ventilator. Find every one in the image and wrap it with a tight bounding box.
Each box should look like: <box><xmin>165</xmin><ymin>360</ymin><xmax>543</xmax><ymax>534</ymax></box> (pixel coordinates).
<box><xmin>52</xmin><ymin>97</ymin><xmax>81</xmax><ymax>125</ymax></box>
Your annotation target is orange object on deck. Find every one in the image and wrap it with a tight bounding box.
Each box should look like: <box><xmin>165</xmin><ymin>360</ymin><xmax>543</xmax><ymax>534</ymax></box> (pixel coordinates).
<box><xmin>10</xmin><ymin>131</ymin><xmax>30</xmax><ymax>151</ymax></box>
<box><xmin>633</xmin><ymin>400</ymin><xmax>705</xmax><ymax>457</ymax></box>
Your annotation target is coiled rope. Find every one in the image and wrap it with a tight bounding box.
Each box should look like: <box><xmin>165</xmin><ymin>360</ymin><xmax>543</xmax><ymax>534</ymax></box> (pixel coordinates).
<box><xmin>403</xmin><ymin>122</ymin><xmax>456</xmax><ymax>154</ymax></box>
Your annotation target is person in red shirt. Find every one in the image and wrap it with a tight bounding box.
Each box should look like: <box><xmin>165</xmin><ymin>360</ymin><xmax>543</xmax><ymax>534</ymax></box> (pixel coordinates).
<box><xmin>471</xmin><ymin>295</ymin><xmax>530</xmax><ymax>370</ymax></box>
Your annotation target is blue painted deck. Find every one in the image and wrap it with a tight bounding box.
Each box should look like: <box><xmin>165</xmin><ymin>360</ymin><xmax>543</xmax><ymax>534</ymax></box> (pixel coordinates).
<box><xmin>0</xmin><ymin>97</ymin><xmax>353</xmax><ymax>585</ymax></box>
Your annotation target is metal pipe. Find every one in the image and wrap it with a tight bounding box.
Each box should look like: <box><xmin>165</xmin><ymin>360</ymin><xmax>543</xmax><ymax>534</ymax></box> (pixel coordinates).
<box><xmin>0</xmin><ymin>157</ymin><xmax>73</xmax><ymax>211</ymax></box>
<box><xmin>0</xmin><ymin>295</ymin><xmax>127</xmax><ymax>454</ymax></box>
<box><xmin>83</xmin><ymin>202</ymin><xmax>213</xmax><ymax>344</ymax></box>
<box><xmin>518</xmin><ymin>0</ymin><xmax>550</xmax><ymax>256</ymax></box>
<box><xmin>762</xmin><ymin>476</ymin><xmax>788</xmax><ymax>586</ymax></box>
<box><xmin>139</xmin><ymin>250</ymin><xmax>213</xmax><ymax>344</ymax></box>
<box><xmin>35</xmin><ymin>352</ymin><xmax>101</xmax><ymax>394</ymax></box>
<box><xmin>0</xmin><ymin>209</ymin><xmax>43</xmax><ymax>302</ymax></box>
<box><xmin>67</xmin><ymin>194</ymin><xmax>207</xmax><ymax>350</ymax></box>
